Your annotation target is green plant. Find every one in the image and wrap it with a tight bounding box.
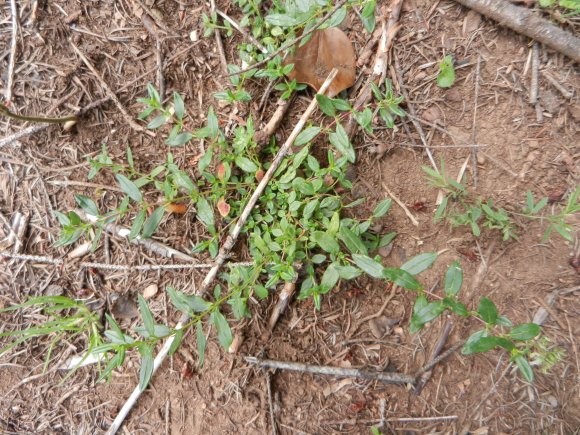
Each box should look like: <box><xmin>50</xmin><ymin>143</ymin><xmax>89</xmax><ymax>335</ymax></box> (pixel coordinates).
<box><xmin>437</xmin><ymin>54</ymin><xmax>456</xmax><ymax>88</ymax></box>
<box><xmin>422</xmin><ymin>161</ymin><xmax>579</xmax><ymax>241</ymax></box>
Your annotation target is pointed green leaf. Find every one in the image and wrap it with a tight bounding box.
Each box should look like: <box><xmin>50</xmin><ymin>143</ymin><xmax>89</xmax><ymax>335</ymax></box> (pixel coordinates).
<box><xmin>75</xmin><ymin>195</ymin><xmax>99</xmax><ymax>216</ymax></box>
<box><xmin>338</xmin><ymin>226</ymin><xmax>368</xmax><ymax>255</ymax></box>
<box><xmin>196</xmin><ymin>322</ymin><xmax>206</xmax><ymax>368</ymax></box>
<box><xmin>444</xmin><ymin>260</ymin><xmax>463</xmax><ymax>296</ymax></box>
<box><xmin>138</xmin><ymin>295</ymin><xmax>155</xmax><ymax>336</ymax></box>
<box><xmin>383</xmin><ymin>268</ymin><xmax>423</xmax><ymax>290</ymax></box>
<box><xmin>138</xmin><ymin>345</ymin><xmax>154</xmax><ymax>390</ymax></box>
<box><xmin>295</xmin><ymin>127</ymin><xmax>321</xmax><ymax>146</ymax></box>
<box><xmin>401</xmin><ymin>252</ymin><xmax>437</xmax><ymax>275</ymax></box>
<box><xmin>508</xmin><ymin>323</ymin><xmax>541</xmax><ymax>341</ymax></box>
<box><xmin>196</xmin><ymin>197</ymin><xmax>214</xmax><ymax>228</ymax></box>
<box><xmin>372</xmin><ymin>198</ymin><xmax>392</xmax><ymax>218</ymax></box>
<box><xmin>116</xmin><ymin>174</ymin><xmax>142</xmax><ymax>202</ymax></box>
<box><xmin>514</xmin><ymin>355</ymin><xmax>534</xmax><ymax>382</ymax></box>
<box><xmin>211</xmin><ymin>311</ymin><xmax>233</xmax><ymax>350</ymax></box>
<box><xmin>478</xmin><ymin>297</ymin><xmax>498</xmax><ymax>325</ymax></box>
<box><xmin>352</xmin><ymin>254</ymin><xmax>384</xmax><ymax>279</ymax></box>
<box><xmin>329</xmin><ymin>123</ymin><xmax>355</xmax><ymax>163</ymax></box>
<box><xmin>142</xmin><ymin>206</ymin><xmax>165</xmax><ymax>238</ymax></box>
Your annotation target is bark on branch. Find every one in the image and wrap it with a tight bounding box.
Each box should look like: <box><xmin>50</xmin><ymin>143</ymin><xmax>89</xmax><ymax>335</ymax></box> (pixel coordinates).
<box><xmin>453</xmin><ymin>0</ymin><xmax>580</xmax><ymax>63</ymax></box>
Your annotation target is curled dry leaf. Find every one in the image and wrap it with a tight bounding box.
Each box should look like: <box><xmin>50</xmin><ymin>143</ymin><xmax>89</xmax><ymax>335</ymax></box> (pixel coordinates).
<box><xmin>166</xmin><ymin>203</ymin><xmax>188</xmax><ymax>214</ymax></box>
<box><xmin>217</xmin><ymin>197</ymin><xmax>230</xmax><ymax>217</ymax></box>
<box><xmin>285</xmin><ymin>28</ymin><xmax>356</xmax><ymax>97</ymax></box>
<box><xmin>142</xmin><ymin>283</ymin><xmax>158</xmax><ymax>299</ymax></box>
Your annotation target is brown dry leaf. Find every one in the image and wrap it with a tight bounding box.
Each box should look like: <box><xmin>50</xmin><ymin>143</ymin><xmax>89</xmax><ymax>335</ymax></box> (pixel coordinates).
<box><xmin>285</xmin><ymin>28</ymin><xmax>356</xmax><ymax>97</ymax></box>
<box><xmin>217</xmin><ymin>197</ymin><xmax>230</xmax><ymax>217</ymax></box>
<box><xmin>166</xmin><ymin>203</ymin><xmax>187</xmax><ymax>214</ymax></box>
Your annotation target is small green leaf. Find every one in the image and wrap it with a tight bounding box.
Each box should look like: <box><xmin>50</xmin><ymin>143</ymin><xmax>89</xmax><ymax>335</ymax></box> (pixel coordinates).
<box><xmin>329</xmin><ymin>123</ymin><xmax>355</xmax><ymax>163</ymax></box>
<box><xmin>235</xmin><ymin>156</ymin><xmax>259</xmax><ymax>173</ymax></box>
<box><xmin>508</xmin><ymin>323</ymin><xmax>541</xmax><ymax>341</ymax></box>
<box><xmin>138</xmin><ymin>295</ymin><xmax>155</xmax><ymax>336</ymax></box>
<box><xmin>196</xmin><ymin>322</ymin><xmax>206</xmax><ymax>368</ymax></box>
<box><xmin>401</xmin><ymin>252</ymin><xmax>437</xmax><ymax>275</ymax></box>
<box><xmin>312</xmin><ymin>231</ymin><xmax>340</xmax><ymax>254</ymax></box>
<box><xmin>383</xmin><ymin>268</ymin><xmax>422</xmax><ymax>290</ymax></box>
<box><xmin>373</xmin><ymin>199</ymin><xmax>392</xmax><ymax>218</ymax></box>
<box><xmin>316</xmin><ymin>94</ymin><xmax>336</xmax><ymax>117</ymax></box>
<box><xmin>116</xmin><ymin>174</ymin><xmax>142</xmax><ymax>202</ymax></box>
<box><xmin>410</xmin><ymin>300</ymin><xmax>445</xmax><ymax>333</ymax></box>
<box><xmin>168</xmin><ymin>328</ymin><xmax>184</xmax><ymax>356</ymax></box>
<box><xmin>461</xmin><ymin>329</ymin><xmax>488</xmax><ymax>355</ymax></box>
<box><xmin>75</xmin><ymin>195</ymin><xmax>99</xmax><ymax>216</ymax></box>
<box><xmin>477</xmin><ymin>297</ymin><xmax>498</xmax><ymax>325</ymax></box>
<box><xmin>129</xmin><ymin>208</ymin><xmax>147</xmax><ymax>240</ymax></box>
<box><xmin>514</xmin><ymin>355</ymin><xmax>534</xmax><ymax>382</ymax></box>
<box><xmin>334</xmin><ymin>264</ymin><xmax>362</xmax><ymax>280</ymax></box>
<box><xmin>352</xmin><ymin>254</ymin><xmax>384</xmax><ymax>279</ymax></box>
<box><xmin>295</xmin><ymin>127</ymin><xmax>321</xmax><ymax>146</ymax></box>
<box><xmin>196</xmin><ymin>197</ymin><xmax>214</xmax><ymax>228</ymax></box>
<box><xmin>147</xmin><ymin>114</ymin><xmax>169</xmax><ymax>129</ymax></box>
<box><xmin>361</xmin><ymin>0</ymin><xmax>377</xmax><ymax>32</ymax></box>
<box><xmin>338</xmin><ymin>226</ymin><xmax>368</xmax><ymax>255</ymax></box>
<box><xmin>444</xmin><ymin>260</ymin><xmax>463</xmax><ymax>297</ymax></box>
<box><xmin>142</xmin><ymin>206</ymin><xmax>165</xmax><ymax>238</ymax></box>
<box><xmin>211</xmin><ymin>310</ymin><xmax>233</xmax><ymax>350</ymax></box>
<box><xmin>321</xmin><ymin>263</ymin><xmax>340</xmax><ymax>290</ymax></box>
<box><xmin>138</xmin><ymin>345</ymin><xmax>154</xmax><ymax>390</ymax></box>
<box><xmin>198</xmin><ymin>147</ymin><xmax>213</xmax><ymax>172</ymax></box>
<box><xmin>173</xmin><ymin>92</ymin><xmax>185</xmax><ymax>120</ymax></box>
<box><xmin>437</xmin><ymin>55</ymin><xmax>456</xmax><ymax>88</ymax></box>
<box><xmin>443</xmin><ymin>297</ymin><xmax>469</xmax><ymax>316</ymax></box>
<box><xmin>207</xmin><ymin>106</ymin><xmax>219</xmax><ymax>138</ymax></box>
<box><xmin>166</xmin><ymin>132</ymin><xmax>194</xmax><ymax>146</ymax></box>
<box><xmin>265</xmin><ymin>13</ymin><xmax>300</xmax><ymax>27</ymax></box>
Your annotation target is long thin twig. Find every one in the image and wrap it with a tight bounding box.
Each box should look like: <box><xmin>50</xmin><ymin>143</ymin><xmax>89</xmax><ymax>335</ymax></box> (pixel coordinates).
<box><xmin>69</xmin><ymin>42</ymin><xmax>154</xmax><ymax>137</ymax></box>
<box><xmin>228</xmin><ymin>0</ymin><xmax>348</xmax><ymax>77</ymax></box>
<box><xmin>246</xmin><ymin>357</ymin><xmax>416</xmax><ymax>385</ymax></box>
<box><xmin>77</xmin><ymin>210</ymin><xmax>195</xmax><ymax>262</ymax></box>
<box><xmin>106</xmin><ymin>69</ymin><xmax>339</xmax><ymax>435</ymax></box>
<box><xmin>414</xmin><ymin>319</ymin><xmax>453</xmax><ymax>395</ymax></box>
<box><xmin>268</xmin><ymin>263</ymin><xmax>302</xmax><ymax>330</ymax></box>
<box><xmin>5</xmin><ymin>0</ymin><xmax>19</xmax><ymax>103</ymax></box>
<box><xmin>471</xmin><ymin>55</ymin><xmax>481</xmax><ymax>188</ymax></box>
<box><xmin>214</xmin><ymin>7</ymin><xmax>268</xmax><ymax>53</ymax></box>
<box><xmin>209</xmin><ymin>0</ymin><xmax>228</xmax><ymax>74</ymax></box>
<box><xmin>383</xmin><ymin>183</ymin><xmax>419</xmax><ymax>227</ymax></box>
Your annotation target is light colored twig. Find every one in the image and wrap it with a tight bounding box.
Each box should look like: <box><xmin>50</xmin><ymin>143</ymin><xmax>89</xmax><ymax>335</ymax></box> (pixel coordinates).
<box><xmin>0</xmin><ymin>124</ymin><xmax>50</xmax><ymax>149</ymax></box>
<box><xmin>0</xmin><ymin>252</ymin><xmax>63</xmax><ymax>265</ymax></box>
<box><xmin>268</xmin><ymin>263</ymin><xmax>302</xmax><ymax>330</ymax></box>
<box><xmin>5</xmin><ymin>0</ymin><xmax>19</xmax><ymax>102</ymax></box>
<box><xmin>106</xmin><ymin>69</ymin><xmax>339</xmax><ymax>435</ymax></box>
<box><xmin>382</xmin><ymin>183</ymin><xmax>419</xmax><ymax>227</ymax></box>
<box><xmin>214</xmin><ymin>7</ymin><xmax>268</xmax><ymax>54</ymax></box>
<box><xmin>245</xmin><ymin>356</ymin><xmax>416</xmax><ymax>385</ymax></box>
<box><xmin>471</xmin><ymin>55</ymin><xmax>481</xmax><ymax>188</ymax></box>
<box><xmin>228</xmin><ymin>0</ymin><xmax>349</xmax><ymax>77</ymax></box>
<box><xmin>69</xmin><ymin>41</ymin><xmax>154</xmax><ymax>137</ymax></box>
<box><xmin>209</xmin><ymin>0</ymin><xmax>228</xmax><ymax>75</ymax></box>
<box><xmin>77</xmin><ymin>210</ymin><xmax>195</xmax><ymax>262</ymax></box>
<box><xmin>542</xmin><ymin>71</ymin><xmax>573</xmax><ymax>99</ymax></box>
<box><xmin>530</xmin><ymin>42</ymin><xmax>542</xmax><ymax>123</ymax></box>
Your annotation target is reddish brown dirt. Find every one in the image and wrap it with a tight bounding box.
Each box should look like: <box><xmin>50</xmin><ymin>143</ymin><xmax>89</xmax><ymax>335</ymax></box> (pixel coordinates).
<box><xmin>1</xmin><ymin>1</ymin><xmax>579</xmax><ymax>434</ymax></box>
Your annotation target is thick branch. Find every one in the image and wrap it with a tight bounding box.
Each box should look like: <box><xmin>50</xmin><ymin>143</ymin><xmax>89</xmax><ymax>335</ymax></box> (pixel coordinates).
<box><xmin>453</xmin><ymin>0</ymin><xmax>580</xmax><ymax>63</ymax></box>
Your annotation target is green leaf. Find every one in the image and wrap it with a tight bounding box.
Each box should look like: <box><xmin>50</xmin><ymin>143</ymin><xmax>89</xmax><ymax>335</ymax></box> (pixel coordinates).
<box><xmin>338</xmin><ymin>226</ymin><xmax>368</xmax><ymax>255</ymax></box>
<box><xmin>383</xmin><ymin>268</ymin><xmax>423</xmax><ymax>290</ymax></box>
<box><xmin>235</xmin><ymin>156</ymin><xmax>259</xmax><ymax>173</ymax></box>
<box><xmin>322</xmin><ymin>7</ymin><xmax>347</xmax><ymax>28</ymax></box>
<box><xmin>329</xmin><ymin>123</ymin><xmax>355</xmax><ymax>163</ymax></box>
<box><xmin>410</xmin><ymin>300</ymin><xmax>445</xmax><ymax>333</ymax></box>
<box><xmin>138</xmin><ymin>345</ymin><xmax>154</xmax><ymax>390</ymax></box>
<box><xmin>361</xmin><ymin>0</ymin><xmax>377</xmax><ymax>32</ymax></box>
<box><xmin>514</xmin><ymin>355</ymin><xmax>534</xmax><ymax>382</ymax></box>
<box><xmin>461</xmin><ymin>330</ymin><xmax>488</xmax><ymax>355</ymax></box>
<box><xmin>434</xmin><ymin>195</ymin><xmax>448</xmax><ymax>221</ymax></box>
<box><xmin>437</xmin><ymin>55</ymin><xmax>456</xmax><ymax>88</ymax></box>
<box><xmin>116</xmin><ymin>174</ymin><xmax>142</xmax><ymax>202</ymax></box>
<box><xmin>312</xmin><ymin>231</ymin><xmax>340</xmax><ymax>254</ymax></box>
<box><xmin>198</xmin><ymin>147</ymin><xmax>213</xmax><ymax>172</ymax></box>
<box><xmin>211</xmin><ymin>311</ymin><xmax>233</xmax><ymax>350</ymax></box>
<box><xmin>401</xmin><ymin>253</ymin><xmax>437</xmax><ymax>275</ymax></box>
<box><xmin>509</xmin><ymin>323</ymin><xmax>541</xmax><ymax>341</ymax></box>
<box><xmin>196</xmin><ymin>197</ymin><xmax>214</xmax><ymax>228</ymax></box>
<box><xmin>168</xmin><ymin>328</ymin><xmax>184</xmax><ymax>356</ymax></box>
<box><xmin>173</xmin><ymin>92</ymin><xmax>185</xmax><ymax>120</ymax></box>
<box><xmin>196</xmin><ymin>322</ymin><xmax>206</xmax><ymax>368</ymax></box>
<box><xmin>166</xmin><ymin>132</ymin><xmax>193</xmax><ymax>146</ymax></box>
<box><xmin>497</xmin><ymin>315</ymin><xmax>513</xmax><ymax>327</ymax></box>
<box><xmin>379</xmin><ymin>232</ymin><xmax>397</xmax><ymax>247</ymax></box>
<box><xmin>334</xmin><ymin>264</ymin><xmax>362</xmax><ymax>280</ymax></box>
<box><xmin>477</xmin><ymin>297</ymin><xmax>498</xmax><ymax>325</ymax></box>
<box><xmin>373</xmin><ymin>199</ymin><xmax>392</xmax><ymax>218</ymax></box>
<box><xmin>444</xmin><ymin>260</ymin><xmax>463</xmax><ymax>297</ymax></box>
<box><xmin>316</xmin><ymin>94</ymin><xmax>336</xmax><ymax>117</ymax></box>
<box><xmin>138</xmin><ymin>295</ymin><xmax>155</xmax><ymax>336</ymax></box>
<box><xmin>75</xmin><ymin>195</ymin><xmax>99</xmax><ymax>216</ymax></box>
<box><xmin>321</xmin><ymin>263</ymin><xmax>340</xmax><ymax>290</ymax></box>
<box><xmin>129</xmin><ymin>208</ymin><xmax>147</xmax><ymax>240</ymax></box>
<box><xmin>147</xmin><ymin>114</ymin><xmax>169</xmax><ymax>129</ymax></box>
<box><xmin>142</xmin><ymin>206</ymin><xmax>165</xmax><ymax>238</ymax></box>
<box><xmin>443</xmin><ymin>297</ymin><xmax>468</xmax><ymax>316</ymax></box>
<box><xmin>352</xmin><ymin>254</ymin><xmax>384</xmax><ymax>279</ymax></box>
<box><xmin>207</xmin><ymin>106</ymin><xmax>219</xmax><ymax>138</ymax></box>
<box><xmin>295</xmin><ymin>127</ymin><xmax>321</xmax><ymax>146</ymax></box>
<box><xmin>265</xmin><ymin>13</ymin><xmax>300</xmax><ymax>27</ymax></box>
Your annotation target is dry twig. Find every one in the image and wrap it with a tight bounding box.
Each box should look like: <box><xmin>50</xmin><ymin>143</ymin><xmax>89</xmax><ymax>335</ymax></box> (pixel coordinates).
<box><xmin>471</xmin><ymin>55</ymin><xmax>482</xmax><ymax>187</ymax></box>
<box><xmin>268</xmin><ymin>263</ymin><xmax>302</xmax><ymax>330</ymax></box>
<box><xmin>5</xmin><ymin>0</ymin><xmax>19</xmax><ymax>103</ymax></box>
<box><xmin>382</xmin><ymin>183</ymin><xmax>419</xmax><ymax>227</ymax></box>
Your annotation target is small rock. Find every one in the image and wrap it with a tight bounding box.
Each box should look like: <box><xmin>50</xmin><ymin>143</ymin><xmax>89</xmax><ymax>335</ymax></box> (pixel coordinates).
<box><xmin>111</xmin><ymin>295</ymin><xmax>139</xmax><ymax>319</ymax></box>
<box><xmin>477</xmin><ymin>154</ymin><xmax>486</xmax><ymax>165</ymax></box>
<box><xmin>379</xmin><ymin>243</ymin><xmax>393</xmax><ymax>258</ymax></box>
<box><xmin>46</xmin><ymin>285</ymin><xmax>64</xmax><ymax>296</ymax></box>
<box><xmin>445</xmin><ymin>87</ymin><xmax>462</xmax><ymax>102</ymax></box>
<box><xmin>547</xmin><ymin>395</ymin><xmax>558</xmax><ymax>408</ymax></box>
<box><xmin>463</xmin><ymin>11</ymin><xmax>482</xmax><ymax>35</ymax></box>
<box><xmin>142</xmin><ymin>284</ymin><xmax>158</xmax><ymax>299</ymax></box>
<box><xmin>368</xmin><ymin>316</ymin><xmax>398</xmax><ymax>338</ymax></box>
<box><xmin>422</xmin><ymin>106</ymin><xmax>443</xmax><ymax>124</ymax></box>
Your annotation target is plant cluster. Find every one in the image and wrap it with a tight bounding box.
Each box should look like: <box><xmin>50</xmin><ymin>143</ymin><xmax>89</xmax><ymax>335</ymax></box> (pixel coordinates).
<box><xmin>423</xmin><ymin>160</ymin><xmax>579</xmax><ymax>242</ymax></box>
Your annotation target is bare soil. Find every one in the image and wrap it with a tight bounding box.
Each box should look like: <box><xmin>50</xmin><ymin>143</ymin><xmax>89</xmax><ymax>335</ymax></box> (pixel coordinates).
<box><xmin>1</xmin><ymin>1</ymin><xmax>579</xmax><ymax>434</ymax></box>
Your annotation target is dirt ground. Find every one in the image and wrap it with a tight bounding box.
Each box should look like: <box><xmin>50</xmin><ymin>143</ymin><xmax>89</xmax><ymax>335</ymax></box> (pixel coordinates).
<box><xmin>1</xmin><ymin>0</ymin><xmax>579</xmax><ymax>434</ymax></box>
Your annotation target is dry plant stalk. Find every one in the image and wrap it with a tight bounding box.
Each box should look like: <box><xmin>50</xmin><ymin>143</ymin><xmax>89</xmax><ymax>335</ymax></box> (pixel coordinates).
<box><xmin>107</xmin><ymin>68</ymin><xmax>339</xmax><ymax>435</ymax></box>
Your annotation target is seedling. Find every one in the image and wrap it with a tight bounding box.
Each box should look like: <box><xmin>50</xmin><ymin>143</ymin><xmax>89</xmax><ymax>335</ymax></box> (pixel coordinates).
<box><xmin>437</xmin><ymin>54</ymin><xmax>456</xmax><ymax>88</ymax></box>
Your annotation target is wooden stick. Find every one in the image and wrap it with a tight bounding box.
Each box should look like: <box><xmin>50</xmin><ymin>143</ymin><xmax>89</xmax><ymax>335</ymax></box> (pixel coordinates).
<box><xmin>5</xmin><ymin>0</ymin><xmax>19</xmax><ymax>103</ymax></box>
<box><xmin>414</xmin><ymin>319</ymin><xmax>453</xmax><ymax>395</ymax></box>
<box><xmin>209</xmin><ymin>0</ymin><xmax>228</xmax><ymax>75</ymax></box>
<box><xmin>246</xmin><ymin>356</ymin><xmax>416</xmax><ymax>385</ymax></box>
<box><xmin>452</xmin><ymin>0</ymin><xmax>580</xmax><ymax>63</ymax></box>
<box><xmin>268</xmin><ymin>263</ymin><xmax>302</xmax><ymax>330</ymax></box>
<box><xmin>471</xmin><ymin>55</ymin><xmax>481</xmax><ymax>188</ymax></box>
<box><xmin>382</xmin><ymin>183</ymin><xmax>419</xmax><ymax>227</ymax></box>
<box><xmin>106</xmin><ymin>69</ymin><xmax>339</xmax><ymax>435</ymax></box>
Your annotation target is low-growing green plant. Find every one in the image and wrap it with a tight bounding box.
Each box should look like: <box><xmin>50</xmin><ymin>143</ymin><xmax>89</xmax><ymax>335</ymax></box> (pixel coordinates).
<box><xmin>423</xmin><ymin>160</ymin><xmax>579</xmax><ymax>242</ymax></box>
<box><xmin>436</xmin><ymin>54</ymin><xmax>456</xmax><ymax>88</ymax></box>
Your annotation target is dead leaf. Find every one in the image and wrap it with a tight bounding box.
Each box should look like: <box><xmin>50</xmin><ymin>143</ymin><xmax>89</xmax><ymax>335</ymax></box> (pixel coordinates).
<box><xmin>285</xmin><ymin>28</ymin><xmax>356</xmax><ymax>97</ymax></box>
<box><xmin>217</xmin><ymin>197</ymin><xmax>230</xmax><ymax>217</ymax></box>
<box><xmin>217</xmin><ymin>163</ymin><xmax>226</xmax><ymax>180</ymax></box>
<box><xmin>166</xmin><ymin>203</ymin><xmax>187</xmax><ymax>214</ymax></box>
<box><xmin>368</xmin><ymin>316</ymin><xmax>398</xmax><ymax>338</ymax></box>
<box><xmin>422</xmin><ymin>106</ymin><xmax>443</xmax><ymax>124</ymax></box>
<box><xmin>143</xmin><ymin>284</ymin><xmax>158</xmax><ymax>299</ymax></box>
